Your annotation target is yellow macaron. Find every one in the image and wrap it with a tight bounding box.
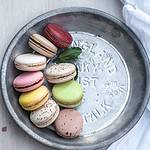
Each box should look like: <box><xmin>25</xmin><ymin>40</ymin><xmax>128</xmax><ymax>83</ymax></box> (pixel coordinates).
<box><xmin>19</xmin><ymin>85</ymin><xmax>50</xmax><ymax>111</ymax></box>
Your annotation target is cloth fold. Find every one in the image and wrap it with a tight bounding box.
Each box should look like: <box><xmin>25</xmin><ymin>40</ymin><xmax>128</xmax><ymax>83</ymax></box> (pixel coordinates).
<box><xmin>108</xmin><ymin>0</ymin><xmax>150</xmax><ymax>149</ymax></box>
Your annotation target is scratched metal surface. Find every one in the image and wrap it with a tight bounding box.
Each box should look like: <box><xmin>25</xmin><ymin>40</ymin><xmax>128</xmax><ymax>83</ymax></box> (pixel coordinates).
<box><xmin>72</xmin><ymin>32</ymin><xmax>130</xmax><ymax>135</ymax></box>
<box><xmin>1</xmin><ymin>7</ymin><xmax>150</xmax><ymax>150</ymax></box>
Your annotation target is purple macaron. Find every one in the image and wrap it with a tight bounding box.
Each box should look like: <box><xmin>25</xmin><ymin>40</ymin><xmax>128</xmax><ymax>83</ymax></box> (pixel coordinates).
<box><xmin>13</xmin><ymin>71</ymin><xmax>44</xmax><ymax>92</ymax></box>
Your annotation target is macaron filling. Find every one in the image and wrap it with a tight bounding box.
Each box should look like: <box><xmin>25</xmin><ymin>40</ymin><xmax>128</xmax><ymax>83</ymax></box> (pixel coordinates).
<box><xmin>29</xmin><ymin>38</ymin><xmax>56</xmax><ymax>55</ymax></box>
<box><xmin>47</xmin><ymin>71</ymin><xmax>76</xmax><ymax>80</ymax></box>
<box><xmin>53</xmin><ymin>97</ymin><xmax>82</xmax><ymax>107</ymax></box>
<box><xmin>54</xmin><ymin>100</ymin><xmax>82</xmax><ymax>108</ymax></box>
<box><xmin>14</xmin><ymin>77</ymin><xmax>44</xmax><ymax>89</ymax></box>
<box><xmin>15</xmin><ymin>62</ymin><xmax>46</xmax><ymax>67</ymax></box>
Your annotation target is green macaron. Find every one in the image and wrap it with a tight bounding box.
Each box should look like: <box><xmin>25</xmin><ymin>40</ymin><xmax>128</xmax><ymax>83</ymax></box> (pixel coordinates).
<box><xmin>52</xmin><ymin>80</ymin><xmax>83</xmax><ymax>108</ymax></box>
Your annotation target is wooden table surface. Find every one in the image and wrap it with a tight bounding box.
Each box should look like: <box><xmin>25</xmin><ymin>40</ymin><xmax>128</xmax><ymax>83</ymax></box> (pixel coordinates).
<box><xmin>0</xmin><ymin>0</ymin><xmax>123</xmax><ymax>149</ymax></box>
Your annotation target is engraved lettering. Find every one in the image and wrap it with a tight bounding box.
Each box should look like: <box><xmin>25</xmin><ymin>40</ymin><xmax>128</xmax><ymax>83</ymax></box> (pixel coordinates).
<box><xmin>82</xmin><ymin>77</ymin><xmax>89</xmax><ymax>88</ymax></box>
<box><xmin>82</xmin><ymin>42</ymin><xmax>91</xmax><ymax>50</ymax></box>
<box><xmin>100</xmin><ymin>99</ymin><xmax>112</xmax><ymax>113</ymax></box>
<box><xmin>91</xmin><ymin>77</ymin><xmax>98</xmax><ymax>87</ymax></box>
<box><xmin>72</xmin><ymin>40</ymin><xmax>96</xmax><ymax>54</ymax></box>
<box><xmin>70</xmin><ymin>33</ymin><xmax>129</xmax><ymax>134</ymax></box>
<box><xmin>83</xmin><ymin>112</ymin><xmax>94</xmax><ymax>123</ymax></box>
<box><xmin>119</xmin><ymin>84</ymin><xmax>126</xmax><ymax>93</ymax></box>
<box><xmin>72</xmin><ymin>40</ymin><xmax>79</xmax><ymax>47</ymax></box>
<box><xmin>93</xmin><ymin>63</ymin><xmax>99</xmax><ymax>73</ymax></box>
<box><xmin>92</xmin><ymin>108</ymin><xmax>102</xmax><ymax>118</ymax></box>
<box><xmin>102</xmin><ymin>81</ymin><xmax>127</xmax><ymax>97</ymax></box>
<box><xmin>88</xmin><ymin>43</ymin><xmax>96</xmax><ymax>54</ymax></box>
<box><xmin>102</xmin><ymin>56</ymin><xmax>112</xmax><ymax>65</ymax></box>
<box><xmin>80</xmin><ymin>77</ymin><xmax>99</xmax><ymax>88</ymax></box>
<box><xmin>83</xmin><ymin>63</ymin><xmax>90</xmax><ymax>72</ymax></box>
<box><xmin>97</xmin><ymin>50</ymin><xmax>117</xmax><ymax>74</ymax></box>
<box><xmin>82</xmin><ymin>103</ymin><xmax>112</xmax><ymax>124</ymax></box>
<box><xmin>107</xmin><ymin>65</ymin><xmax>117</xmax><ymax>74</ymax></box>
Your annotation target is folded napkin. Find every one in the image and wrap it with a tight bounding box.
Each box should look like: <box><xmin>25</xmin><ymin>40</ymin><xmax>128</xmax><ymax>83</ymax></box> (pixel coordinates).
<box><xmin>108</xmin><ymin>0</ymin><xmax>150</xmax><ymax>149</ymax></box>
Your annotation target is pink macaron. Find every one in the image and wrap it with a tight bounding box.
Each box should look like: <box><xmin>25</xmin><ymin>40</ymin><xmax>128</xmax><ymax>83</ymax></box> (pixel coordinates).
<box><xmin>13</xmin><ymin>71</ymin><xmax>44</xmax><ymax>92</ymax></box>
<box><xmin>54</xmin><ymin>109</ymin><xmax>83</xmax><ymax>138</ymax></box>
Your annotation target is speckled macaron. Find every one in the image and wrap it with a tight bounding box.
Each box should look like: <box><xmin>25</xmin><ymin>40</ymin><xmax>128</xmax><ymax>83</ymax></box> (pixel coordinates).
<box><xmin>45</xmin><ymin>63</ymin><xmax>76</xmax><ymax>84</ymax></box>
<box><xmin>30</xmin><ymin>99</ymin><xmax>59</xmax><ymax>128</ymax></box>
<box><xmin>14</xmin><ymin>53</ymin><xmax>47</xmax><ymax>71</ymax></box>
<box><xmin>29</xmin><ymin>34</ymin><xmax>58</xmax><ymax>58</ymax></box>
<box><xmin>54</xmin><ymin>109</ymin><xmax>83</xmax><ymax>138</ymax></box>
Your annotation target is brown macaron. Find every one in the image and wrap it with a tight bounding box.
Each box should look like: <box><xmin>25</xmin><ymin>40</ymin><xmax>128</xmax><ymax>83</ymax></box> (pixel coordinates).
<box><xmin>54</xmin><ymin>109</ymin><xmax>83</xmax><ymax>138</ymax></box>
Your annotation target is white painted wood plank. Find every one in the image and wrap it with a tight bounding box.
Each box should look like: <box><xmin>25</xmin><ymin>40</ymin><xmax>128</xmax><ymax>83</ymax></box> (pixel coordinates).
<box><xmin>0</xmin><ymin>0</ymin><xmax>123</xmax><ymax>149</ymax></box>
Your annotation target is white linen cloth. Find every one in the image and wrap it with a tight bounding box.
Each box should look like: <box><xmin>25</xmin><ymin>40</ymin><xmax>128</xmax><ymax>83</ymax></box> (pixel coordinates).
<box><xmin>108</xmin><ymin>0</ymin><xmax>150</xmax><ymax>149</ymax></box>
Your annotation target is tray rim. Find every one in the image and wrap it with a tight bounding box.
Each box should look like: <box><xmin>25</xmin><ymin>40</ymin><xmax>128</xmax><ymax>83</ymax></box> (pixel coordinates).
<box><xmin>1</xmin><ymin>7</ymin><xmax>150</xmax><ymax>150</ymax></box>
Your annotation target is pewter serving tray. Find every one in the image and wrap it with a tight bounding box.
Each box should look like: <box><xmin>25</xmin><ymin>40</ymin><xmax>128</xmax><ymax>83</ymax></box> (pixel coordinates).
<box><xmin>1</xmin><ymin>8</ymin><xmax>150</xmax><ymax>150</ymax></box>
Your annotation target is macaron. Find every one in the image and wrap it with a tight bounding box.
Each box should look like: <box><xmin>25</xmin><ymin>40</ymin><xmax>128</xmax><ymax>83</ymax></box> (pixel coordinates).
<box><xmin>29</xmin><ymin>34</ymin><xmax>58</xmax><ymax>58</ymax></box>
<box><xmin>54</xmin><ymin>109</ymin><xmax>83</xmax><ymax>138</ymax></box>
<box><xmin>45</xmin><ymin>63</ymin><xmax>76</xmax><ymax>84</ymax></box>
<box><xmin>14</xmin><ymin>53</ymin><xmax>47</xmax><ymax>71</ymax></box>
<box><xmin>19</xmin><ymin>85</ymin><xmax>50</xmax><ymax>111</ymax></box>
<box><xmin>52</xmin><ymin>80</ymin><xmax>83</xmax><ymax>108</ymax></box>
<box><xmin>13</xmin><ymin>71</ymin><xmax>44</xmax><ymax>92</ymax></box>
<box><xmin>30</xmin><ymin>99</ymin><xmax>59</xmax><ymax>128</ymax></box>
<box><xmin>43</xmin><ymin>23</ymin><xmax>73</xmax><ymax>48</ymax></box>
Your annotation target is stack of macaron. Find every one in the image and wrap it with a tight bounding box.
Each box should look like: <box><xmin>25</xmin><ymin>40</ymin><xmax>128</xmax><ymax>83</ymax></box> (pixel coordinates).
<box><xmin>13</xmin><ymin>23</ymin><xmax>84</xmax><ymax>138</ymax></box>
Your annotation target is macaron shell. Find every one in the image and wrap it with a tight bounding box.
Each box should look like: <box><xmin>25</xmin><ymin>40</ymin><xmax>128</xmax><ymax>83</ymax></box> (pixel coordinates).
<box><xmin>34</xmin><ymin>106</ymin><xmax>59</xmax><ymax>128</ymax></box>
<box><xmin>29</xmin><ymin>34</ymin><xmax>57</xmax><ymax>58</ymax></box>
<box><xmin>19</xmin><ymin>85</ymin><xmax>49</xmax><ymax>106</ymax></box>
<box><xmin>15</xmin><ymin>63</ymin><xmax>46</xmax><ymax>71</ymax></box>
<box><xmin>55</xmin><ymin>99</ymin><xmax>82</xmax><ymax>108</ymax></box>
<box><xmin>19</xmin><ymin>85</ymin><xmax>50</xmax><ymax>111</ymax></box>
<box><xmin>24</xmin><ymin>93</ymin><xmax>49</xmax><ymax>111</ymax></box>
<box><xmin>13</xmin><ymin>71</ymin><xmax>44</xmax><ymax>92</ymax></box>
<box><xmin>30</xmin><ymin>34</ymin><xmax>57</xmax><ymax>53</ymax></box>
<box><xmin>14</xmin><ymin>53</ymin><xmax>47</xmax><ymax>71</ymax></box>
<box><xmin>45</xmin><ymin>63</ymin><xmax>76</xmax><ymax>77</ymax></box>
<box><xmin>14</xmin><ymin>78</ymin><xmax>44</xmax><ymax>92</ymax></box>
<box><xmin>29</xmin><ymin>41</ymin><xmax>55</xmax><ymax>58</ymax></box>
<box><xmin>54</xmin><ymin>109</ymin><xmax>83</xmax><ymax>138</ymax></box>
<box><xmin>52</xmin><ymin>80</ymin><xmax>83</xmax><ymax>108</ymax></box>
<box><xmin>47</xmin><ymin>71</ymin><xmax>76</xmax><ymax>84</ymax></box>
<box><xmin>30</xmin><ymin>99</ymin><xmax>60</xmax><ymax>128</ymax></box>
<box><xmin>43</xmin><ymin>23</ymin><xmax>73</xmax><ymax>48</ymax></box>
<box><xmin>13</xmin><ymin>71</ymin><xmax>43</xmax><ymax>87</ymax></box>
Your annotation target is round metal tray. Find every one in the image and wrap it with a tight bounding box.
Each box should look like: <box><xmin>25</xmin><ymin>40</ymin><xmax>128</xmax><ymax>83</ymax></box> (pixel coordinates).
<box><xmin>1</xmin><ymin>7</ymin><xmax>150</xmax><ymax>150</ymax></box>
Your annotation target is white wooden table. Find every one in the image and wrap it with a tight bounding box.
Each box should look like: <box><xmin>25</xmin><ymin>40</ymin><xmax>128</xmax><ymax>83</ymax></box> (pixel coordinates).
<box><xmin>0</xmin><ymin>0</ymin><xmax>123</xmax><ymax>149</ymax></box>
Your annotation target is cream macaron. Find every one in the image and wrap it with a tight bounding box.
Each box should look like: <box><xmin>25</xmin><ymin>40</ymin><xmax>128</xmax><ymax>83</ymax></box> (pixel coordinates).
<box><xmin>30</xmin><ymin>99</ymin><xmax>59</xmax><ymax>128</ymax></box>
<box><xmin>14</xmin><ymin>53</ymin><xmax>47</xmax><ymax>71</ymax></box>
<box><xmin>45</xmin><ymin>63</ymin><xmax>76</xmax><ymax>84</ymax></box>
<box><xmin>29</xmin><ymin>34</ymin><xmax>58</xmax><ymax>58</ymax></box>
